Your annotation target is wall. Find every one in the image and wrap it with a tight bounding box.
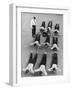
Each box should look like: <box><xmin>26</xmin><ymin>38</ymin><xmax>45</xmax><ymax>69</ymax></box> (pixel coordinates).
<box><xmin>0</xmin><ymin>0</ymin><xmax>72</xmax><ymax>89</ymax></box>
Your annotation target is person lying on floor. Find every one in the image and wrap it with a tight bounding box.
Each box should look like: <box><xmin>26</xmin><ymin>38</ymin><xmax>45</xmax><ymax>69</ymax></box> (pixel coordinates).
<box><xmin>51</xmin><ymin>36</ymin><xmax>59</xmax><ymax>50</ymax></box>
<box><xmin>52</xmin><ymin>24</ymin><xmax>60</xmax><ymax>35</ymax></box>
<box><xmin>34</xmin><ymin>52</ymin><xmax>47</xmax><ymax>76</ymax></box>
<box><xmin>22</xmin><ymin>51</ymin><xmax>38</xmax><ymax>74</ymax></box>
<box><xmin>41</xmin><ymin>34</ymin><xmax>51</xmax><ymax>47</ymax></box>
<box><xmin>47</xmin><ymin>21</ymin><xmax>52</xmax><ymax>36</ymax></box>
<box><xmin>40</xmin><ymin>21</ymin><xmax>48</xmax><ymax>38</ymax></box>
<box><xmin>40</xmin><ymin>21</ymin><xmax>46</xmax><ymax>33</ymax></box>
<box><xmin>47</xmin><ymin>20</ymin><xmax>52</xmax><ymax>31</ymax></box>
<box><xmin>48</xmin><ymin>53</ymin><xmax>61</xmax><ymax>72</ymax></box>
<box><xmin>41</xmin><ymin>21</ymin><xmax>52</xmax><ymax>38</ymax></box>
<box><xmin>41</xmin><ymin>21</ymin><xmax>52</xmax><ymax>47</ymax></box>
<box><xmin>30</xmin><ymin>32</ymin><xmax>41</xmax><ymax>46</ymax></box>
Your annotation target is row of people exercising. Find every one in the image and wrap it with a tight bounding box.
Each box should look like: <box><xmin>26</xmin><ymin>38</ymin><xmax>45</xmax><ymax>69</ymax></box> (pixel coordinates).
<box><xmin>32</xmin><ymin>21</ymin><xmax>60</xmax><ymax>39</ymax></box>
<box><xmin>22</xmin><ymin>51</ymin><xmax>61</xmax><ymax>76</ymax></box>
<box><xmin>40</xmin><ymin>21</ymin><xmax>59</xmax><ymax>36</ymax></box>
<box><xmin>30</xmin><ymin>31</ymin><xmax>59</xmax><ymax>50</ymax></box>
<box><xmin>31</xmin><ymin>17</ymin><xmax>60</xmax><ymax>38</ymax></box>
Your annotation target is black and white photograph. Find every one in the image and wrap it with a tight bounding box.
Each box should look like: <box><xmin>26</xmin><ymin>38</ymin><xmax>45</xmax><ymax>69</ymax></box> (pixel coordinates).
<box><xmin>9</xmin><ymin>3</ymin><xmax>70</xmax><ymax>86</ymax></box>
<box><xmin>0</xmin><ymin>0</ymin><xmax>71</xmax><ymax>88</ymax></box>
<box><xmin>21</xmin><ymin>12</ymin><xmax>63</xmax><ymax>77</ymax></box>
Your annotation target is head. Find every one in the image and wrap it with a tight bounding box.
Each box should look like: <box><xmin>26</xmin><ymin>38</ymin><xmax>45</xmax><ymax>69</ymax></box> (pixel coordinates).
<box><xmin>33</xmin><ymin>17</ymin><xmax>36</xmax><ymax>20</ymax></box>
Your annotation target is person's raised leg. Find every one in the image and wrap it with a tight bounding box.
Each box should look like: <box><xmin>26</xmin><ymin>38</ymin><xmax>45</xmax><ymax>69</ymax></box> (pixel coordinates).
<box><xmin>29</xmin><ymin>63</ymin><xmax>34</xmax><ymax>73</ymax></box>
<box><xmin>48</xmin><ymin>64</ymin><xmax>56</xmax><ymax>72</ymax></box>
<box><xmin>51</xmin><ymin>43</ymin><xmax>56</xmax><ymax>50</ymax></box>
<box><xmin>48</xmin><ymin>67</ymin><xmax>53</xmax><ymax>71</ymax></box>
<box><xmin>40</xmin><ymin>65</ymin><xmax>47</xmax><ymax>76</ymax></box>
<box><xmin>51</xmin><ymin>44</ymin><xmax>59</xmax><ymax>50</ymax></box>
<box><xmin>22</xmin><ymin>64</ymin><xmax>30</xmax><ymax>72</ymax></box>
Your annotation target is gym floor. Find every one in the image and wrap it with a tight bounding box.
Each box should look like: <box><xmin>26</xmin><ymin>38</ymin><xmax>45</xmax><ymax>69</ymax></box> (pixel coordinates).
<box><xmin>21</xmin><ymin>13</ymin><xmax>63</xmax><ymax>77</ymax></box>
